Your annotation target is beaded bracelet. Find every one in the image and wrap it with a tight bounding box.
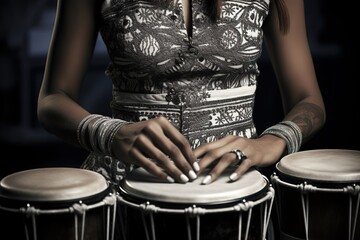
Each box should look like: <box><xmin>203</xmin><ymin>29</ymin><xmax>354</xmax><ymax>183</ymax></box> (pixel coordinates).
<box><xmin>259</xmin><ymin>120</ymin><xmax>302</xmax><ymax>154</ymax></box>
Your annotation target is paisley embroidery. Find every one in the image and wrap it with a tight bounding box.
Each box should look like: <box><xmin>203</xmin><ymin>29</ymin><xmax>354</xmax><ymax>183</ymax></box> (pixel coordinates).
<box><xmin>100</xmin><ymin>0</ymin><xmax>270</xmax><ymax>97</ymax></box>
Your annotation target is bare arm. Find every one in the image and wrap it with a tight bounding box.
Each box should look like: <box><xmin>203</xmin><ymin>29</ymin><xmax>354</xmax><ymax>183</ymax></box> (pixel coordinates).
<box><xmin>37</xmin><ymin>0</ymin><xmax>102</xmax><ymax>145</ymax></box>
<box><xmin>263</xmin><ymin>0</ymin><xmax>326</xmax><ymax>143</ymax></box>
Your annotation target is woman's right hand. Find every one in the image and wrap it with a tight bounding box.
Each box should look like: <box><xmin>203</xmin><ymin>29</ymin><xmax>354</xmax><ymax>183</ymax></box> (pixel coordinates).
<box><xmin>111</xmin><ymin>116</ymin><xmax>199</xmax><ymax>183</ymax></box>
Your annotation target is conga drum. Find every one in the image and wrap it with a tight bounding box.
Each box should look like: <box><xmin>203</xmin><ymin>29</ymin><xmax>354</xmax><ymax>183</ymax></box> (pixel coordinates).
<box><xmin>0</xmin><ymin>167</ymin><xmax>117</xmax><ymax>240</ymax></box>
<box><xmin>116</xmin><ymin>167</ymin><xmax>275</xmax><ymax>240</ymax></box>
<box><xmin>271</xmin><ymin>149</ymin><xmax>360</xmax><ymax>240</ymax></box>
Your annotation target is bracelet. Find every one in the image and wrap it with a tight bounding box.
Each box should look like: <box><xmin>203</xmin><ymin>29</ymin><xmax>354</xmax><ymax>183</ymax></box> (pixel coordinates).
<box><xmin>77</xmin><ymin>114</ymin><xmax>131</xmax><ymax>156</ymax></box>
<box><xmin>77</xmin><ymin>114</ymin><xmax>103</xmax><ymax>151</ymax></box>
<box><xmin>89</xmin><ymin>116</ymin><xmax>111</xmax><ymax>153</ymax></box>
<box><xmin>259</xmin><ymin>121</ymin><xmax>302</xmax><ymax>154</ymax></box>
<box><xmin>107</xmin><ymin>121</ymin><xmax>131</xmax><ymax>156</ymax></box>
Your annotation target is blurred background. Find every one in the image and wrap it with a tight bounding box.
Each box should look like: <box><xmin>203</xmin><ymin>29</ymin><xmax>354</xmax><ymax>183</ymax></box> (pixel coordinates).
<box><xmin>0</xmin><ymin>0</ymin><xmax>359</xmax><ymax>179</ymax></box>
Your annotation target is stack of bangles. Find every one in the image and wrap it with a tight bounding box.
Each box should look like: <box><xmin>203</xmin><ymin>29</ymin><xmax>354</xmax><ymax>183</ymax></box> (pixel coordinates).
<box><xmin>77</xmin><ymin>114</ymin><xmax>131</xmax><ymax>156</ymax></box>
<box><xmin>259</xmin><ymin>120</ymin><xmax>302</xmax><ymax>154</ymax></box>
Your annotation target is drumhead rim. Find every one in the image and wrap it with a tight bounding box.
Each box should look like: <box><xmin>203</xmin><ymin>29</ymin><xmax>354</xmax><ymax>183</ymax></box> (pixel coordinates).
<box><xmin>0</xmin><ymin>187</ymin><xmax>111</xmax><ymax>210</ymax></box>
<box><xmin>272</xmin><ymin>170</ymin><xmax>360</xmax><ymax>188</ymax></box>
<box><xmin>119</xmin><ymin>179</ymin><xmax>270</xmax><ymax>209</ymax></box>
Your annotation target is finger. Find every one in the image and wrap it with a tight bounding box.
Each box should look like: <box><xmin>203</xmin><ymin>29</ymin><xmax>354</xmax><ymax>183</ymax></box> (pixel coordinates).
<box><xmin>195</xmin><ymin>147</ymin><xmax>224</xmax><ymax>175</ymax></box>
<box><xmin>228</xmin><ymin>158</ymin><xmax>253</xmax><ymax>182</ymax></box>
<box><xmin>144</xmin><ymin>119</ymin><xmax>198</xmax><ymax>179</ymax></box>
<box><xmin>129</xmin><ymin>147</ymin><xmax>176</xmax><ymax>183</ymax></box>
<box><xmin>201</xmin><ymin>152</ymin><xmax>235</xmax><ymax>185</ymax></box>
<box><xmin>134</xmin><ymin>133</ymin><xmax>193</xmax><ymax>183</ymax></box>
<box><xmin>158</xmin><ymin>117</ymin><xmax>199</xmax><ymax>171</ymax></box>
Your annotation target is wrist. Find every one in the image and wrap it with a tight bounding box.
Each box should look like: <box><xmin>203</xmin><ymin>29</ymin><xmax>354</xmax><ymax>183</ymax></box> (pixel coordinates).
<box><xmin>77</xmin><ymin>114</ymin><xmax>130</xmax><ymax>156</ymax></box>
<box><xmin>259</xmin><ymin>134</ymin><xmax>287</xmax><ymax>156</ymax></box>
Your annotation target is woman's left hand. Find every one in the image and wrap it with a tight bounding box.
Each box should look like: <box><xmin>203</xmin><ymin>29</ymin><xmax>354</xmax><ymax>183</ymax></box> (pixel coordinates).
<box><xmin>194</xmin><ymin>134</ymin><xmax>286</xmax><ymax>184</ymax></box>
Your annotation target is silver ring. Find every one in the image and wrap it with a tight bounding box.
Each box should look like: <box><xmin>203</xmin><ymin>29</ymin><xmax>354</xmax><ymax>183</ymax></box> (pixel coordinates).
<box><xmin>230</xmin><ymin>149</ymin><xmax>247</xmax><ymax>164</ymax></box>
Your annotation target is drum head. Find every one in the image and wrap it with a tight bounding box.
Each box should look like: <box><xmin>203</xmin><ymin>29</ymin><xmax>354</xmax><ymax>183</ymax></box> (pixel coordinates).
<box><xmin>276</xmin><ymin>149</ymin><xmax>360</xmax><ymax>184</ymax></box>
<box><xmin>0</xmin><ymin>168</ymin><xmax>110</xmax><ymax>206</ymax></box>
<box><xmin>120</xmin><ymin>167</ymin><xmax>268</xmax><ymax>206</ymax></box>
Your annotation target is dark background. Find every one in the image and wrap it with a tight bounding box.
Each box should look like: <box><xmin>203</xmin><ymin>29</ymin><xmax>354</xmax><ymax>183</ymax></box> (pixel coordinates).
<box><xmin>0</xmin><ymin>0</ymin><xmax>359</xmax><ymax>179</ymax></box>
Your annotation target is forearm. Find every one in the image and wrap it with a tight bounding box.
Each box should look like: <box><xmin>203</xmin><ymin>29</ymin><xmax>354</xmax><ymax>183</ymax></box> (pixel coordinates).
<box><xmin>37</xmin><ymin>93</ymin><xmax>90</xmax><ymax>147</ymax></box>
<box><xmin>283</xmin><ymin>98</ymin><xmax>326</xmax><ymax>143</ymax></box>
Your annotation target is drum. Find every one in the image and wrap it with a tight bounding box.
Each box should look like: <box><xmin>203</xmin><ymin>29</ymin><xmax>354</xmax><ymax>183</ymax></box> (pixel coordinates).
<box><xmin>271</xmin><ymin>149</ymin><xmax>360</xmax><ymax>240</ymax></box>
<box><xmin>116</xmin><ymin>167</ymin><xmax>274</xmax><ymax>240</ymax></box>
<box><xmin>0</xmin><ymin>167</ymin><xmax>117</xmax><ymax>240</ymax></box>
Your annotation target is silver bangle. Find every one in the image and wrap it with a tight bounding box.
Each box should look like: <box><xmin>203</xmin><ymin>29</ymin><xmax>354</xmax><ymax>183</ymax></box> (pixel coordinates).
<box><xmin>77</xmin><ymin>114</ymin><xmax>102</xmax><ymax>151</ymax></box>
<box><xmin>106</xmin><ymin>120</ymin><xmax>131</xmax><ymax>156</ymax></box>
<box><xmin>260</xmin><ymin>121</ymin><xmax>302</xmax><ymax>154</ymax></box>
<box><xmin>76</xmin><ymin>114</ymin><xmax>131</xmax><ymax>156</ymax></box>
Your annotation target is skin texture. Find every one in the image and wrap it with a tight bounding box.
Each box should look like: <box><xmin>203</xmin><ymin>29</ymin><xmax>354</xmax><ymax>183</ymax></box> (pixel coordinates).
<box><xmin>38</xmin><ymin>0</ymin><xmax>326</xmax><ymax>184</ymax></box>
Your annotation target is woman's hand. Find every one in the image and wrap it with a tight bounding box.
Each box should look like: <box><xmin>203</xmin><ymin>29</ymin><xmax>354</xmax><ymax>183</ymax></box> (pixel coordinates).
<box><xmin>111</xmin><ymin>116</ymin><xmax>199</xmax><ymax>183</ymax></box>
<box><xmin>194</xmin><ymin>134</ymin><xmax>286</xmax><ymax>184</ymax></box>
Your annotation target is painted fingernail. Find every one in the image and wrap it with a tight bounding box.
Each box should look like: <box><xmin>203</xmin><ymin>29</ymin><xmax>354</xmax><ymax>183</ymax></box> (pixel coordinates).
<box><xmin>193</xmin><ymin>162</ymin><xmax>200</xmax><ymax>172</ymax></box>
<box><xmin>202</xmin><ymin>175</ymin><xmax>212</xmax><ymax>185</ymax></box>
<box><xmin>180</xmin><ymin>174</ymin><xmax>189</xmax><ymax>183</ymax></box>
<box><xmin>166</xmin><ymin>176</ymin><xmax>175</xmax><ymax>183</ymax></box>
<box><xmin>189</xmin><ymin>170</ymin><xmax>197</xmax><ymax>180</ymax></box>
<box><xmin>229</xmin><ymin>173</ymin><xmax>238</xmax><ymax>181</ymax></box>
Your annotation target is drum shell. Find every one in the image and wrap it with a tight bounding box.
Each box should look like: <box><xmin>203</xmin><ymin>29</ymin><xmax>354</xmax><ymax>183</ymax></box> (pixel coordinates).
<box><xmin>120</xmin><ymin>204</ymin><xmax>265</xmax><ymax>240</ymax></box>
<box><xmin>0</xmin><ymin>206</ymin><xmax>109</xmax><ymax>240</ymax></box>
<box><xmin>273</xmin><ymin>174</ymin><xmax>360</xmax><ymax>240</ymax></box>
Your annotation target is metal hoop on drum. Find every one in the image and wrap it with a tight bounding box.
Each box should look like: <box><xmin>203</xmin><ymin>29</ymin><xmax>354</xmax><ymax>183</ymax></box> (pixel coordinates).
<box><xmin>271</xmin><ymin>149</ymin><xmax>360</xmax><ymax>240</ymax></box>
<box><xmin>0</xmin><ymin>167</ymin><xmax>118</xmax><ymax>240</ymax></box>
<box><xmin>116</xmin><ymin>167</ymin><xmax>275</xmax><ymax>240</ymax></box>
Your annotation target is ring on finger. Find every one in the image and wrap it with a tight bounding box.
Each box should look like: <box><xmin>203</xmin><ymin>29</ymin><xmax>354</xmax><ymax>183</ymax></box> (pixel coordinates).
<box><xmin>230</xmin><ymin>148</ymin><xmax>247</xmax><ymax>165</ymax></box>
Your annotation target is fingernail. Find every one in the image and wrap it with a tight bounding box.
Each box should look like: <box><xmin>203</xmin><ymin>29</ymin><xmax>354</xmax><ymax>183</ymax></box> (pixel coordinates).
<box><xmin>202</xmin><ymin>175</ymin><xmax>212</xmax><ymax>185</ymax></box>
<box><xmin>229</xmin><ymin>173</ymin><xmax>238</xmax><ymax>181</ymax></box>
<box><xmin>180</xmin><ymin>174</ymin><xmax>189</xmax><ymax>183</ymax></box>
<box><xmin>166</xmin><ymin>176</ymin><xmax>175</xmax><ymax>183</ymax></box>
<box><xmin>188</xmin><ymin>170</ymin><xmax>197</xmax><ymax>180</ymax></box>
<box><xmin>193</xmin><ymin>162</ymin><xmax>200</xmax><ymax>172</ymax></box>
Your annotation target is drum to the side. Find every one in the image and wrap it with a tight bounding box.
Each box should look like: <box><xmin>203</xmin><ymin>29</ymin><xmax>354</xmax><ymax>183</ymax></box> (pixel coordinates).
<box><xmin>271</xmin><ymin>149</ymin><xmax>360</xmax><ymax>240</ymax></box>
<box><xmin>116</xmin><ymin>167</ymin><xmax>275</xmax><ymax>240</ymax></box>
<box><xmin>0</xmin><ymin>167</ymin><xmax>117</xmax><ymax>240</ymax></box>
